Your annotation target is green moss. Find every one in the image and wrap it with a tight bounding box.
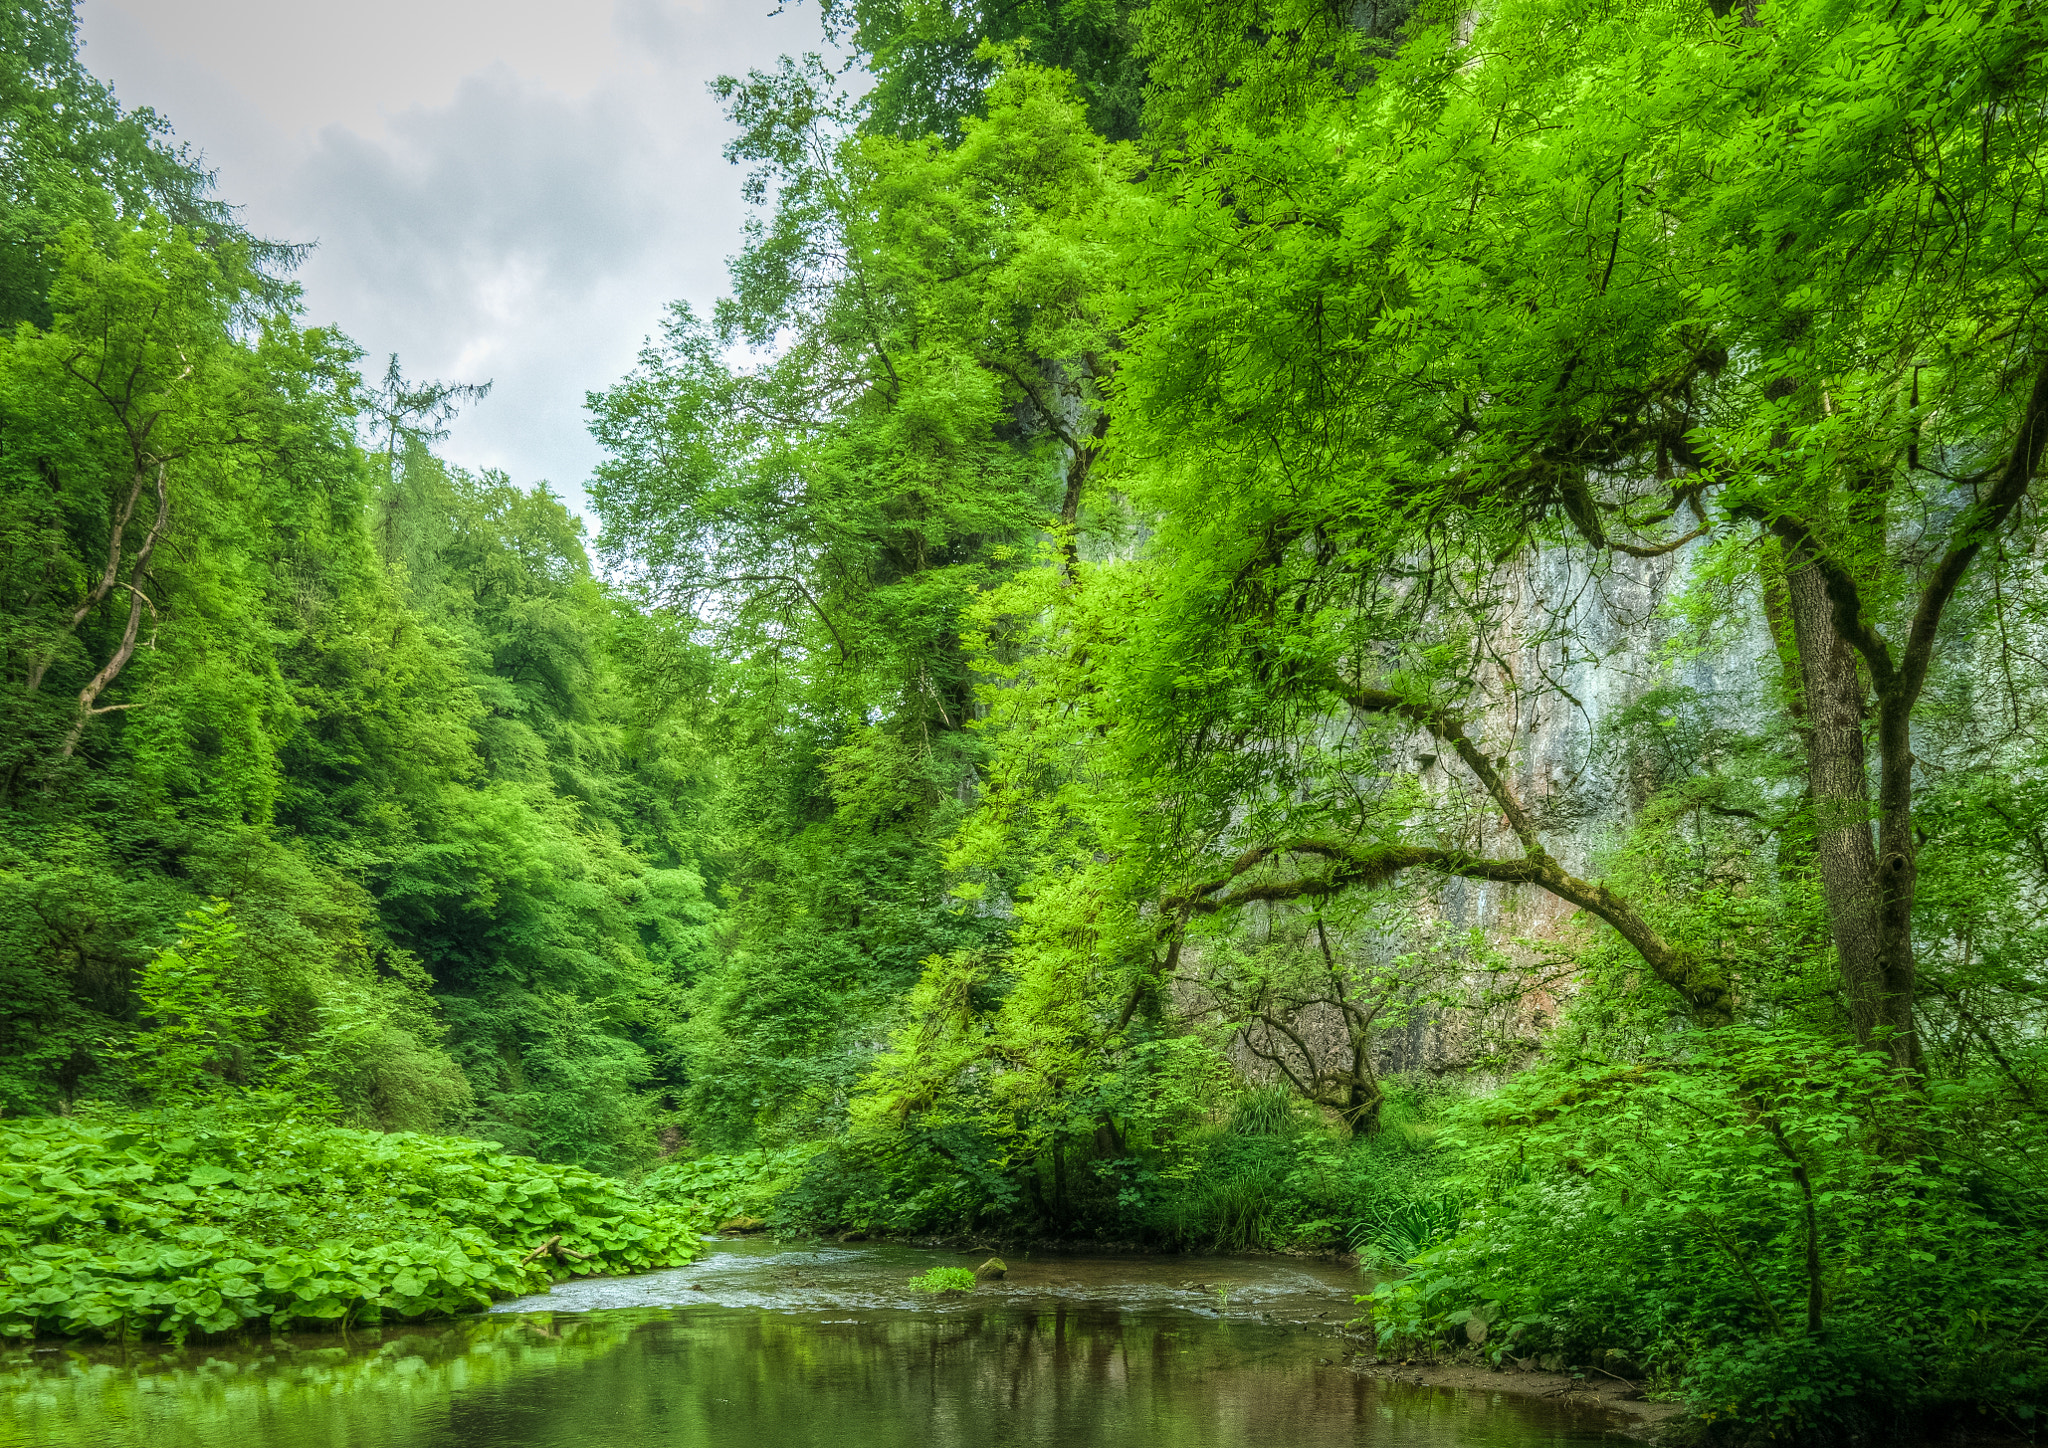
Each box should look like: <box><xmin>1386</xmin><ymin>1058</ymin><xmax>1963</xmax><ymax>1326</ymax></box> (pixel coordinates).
<box><xmin>906</xmin><ymin>1267</ymin><xmax>976</xmax><ymax>1293</ymax></box>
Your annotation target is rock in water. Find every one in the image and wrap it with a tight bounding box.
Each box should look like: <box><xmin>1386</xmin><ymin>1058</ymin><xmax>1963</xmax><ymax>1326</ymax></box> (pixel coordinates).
<box><xmin>974</xmin><ymin>1257</ymin><xmax>1008</xmax><ymax>1280</ymax></box>
<box><xmin>717</xmin><ymin>1215</ymin><xmax>767</xmax><ymax>1234</ymax></box>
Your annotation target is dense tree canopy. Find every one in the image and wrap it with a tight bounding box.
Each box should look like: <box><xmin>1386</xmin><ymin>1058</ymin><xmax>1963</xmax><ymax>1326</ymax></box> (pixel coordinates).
<box><xmin>5</xmin><ymin>0</ymin><xmax>2048</xmax><ymax>1434</ymax></box>
<box><xmin>0</xmin><ymin>1</ymin><xmax>714</xmax><ymax>1173</ymax></box>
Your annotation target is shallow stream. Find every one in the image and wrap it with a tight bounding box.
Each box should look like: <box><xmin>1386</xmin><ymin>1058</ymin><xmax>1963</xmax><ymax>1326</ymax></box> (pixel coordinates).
<box><xmin>1</xmin><ymin>1239</ymin><xmax>1636</xmax><ymax>1447</ymax></box>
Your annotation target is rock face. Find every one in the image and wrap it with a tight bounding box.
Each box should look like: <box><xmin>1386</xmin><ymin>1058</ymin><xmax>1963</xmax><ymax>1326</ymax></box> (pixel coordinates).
<box><xmin>1378</xmin><ymin>541</ymin><xmax>1727</xmax><ymax>1072</ymax></box>
<box><xmin>1198</xmin><ymin>540</ymin><xmax>1731</xmax><ymax>1085</ymax></box>
<box><xmin>974</xmin><ymin>1257</ymin><xmax>1008</xmax><ymax>1280</ymax></box>
<box><xmin>1099</xmin><ymin>462</ymin><xmax>2048</xmax><ymax>1108</ymax></box>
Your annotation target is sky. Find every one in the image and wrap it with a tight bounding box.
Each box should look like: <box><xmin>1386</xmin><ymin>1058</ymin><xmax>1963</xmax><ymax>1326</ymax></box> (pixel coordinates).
<box><xmin>76</xmin><ymin>0</ymin><xmax>835</xmax><ymax>517</ymax></box>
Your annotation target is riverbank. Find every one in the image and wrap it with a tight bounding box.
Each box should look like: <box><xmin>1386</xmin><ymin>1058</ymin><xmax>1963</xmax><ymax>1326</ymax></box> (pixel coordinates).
<box><xmin>0</xmin><ymin>1109</ymin><xmax>703</xmax><ymax>1342</ymax></box>
<box><xmin>1342</xmin><ymin>1353</ymin><xmax>1685</xmax><ymax>1441</ymax></box>
<box><xmin>21</xmin><ymin>1232</ymin><xmax>2033</xmax><ymax>1448</ymax></box>
<box><xmin>534</xmin><ymin>1235</ymin><xmax>2043</xmax><ymax>1448</ymax></box>
<box><xmin>1341</xmin><ymin>1350</ymin><xmax>2038</xmax><ymax>1448</ymax></box>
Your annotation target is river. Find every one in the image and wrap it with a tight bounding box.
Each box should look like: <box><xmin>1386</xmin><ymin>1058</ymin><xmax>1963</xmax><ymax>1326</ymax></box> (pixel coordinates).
<box><xmin>1</xmin><ymin>1239</ymin><xmax>1638</xmax><ymax>1446</ymax></box>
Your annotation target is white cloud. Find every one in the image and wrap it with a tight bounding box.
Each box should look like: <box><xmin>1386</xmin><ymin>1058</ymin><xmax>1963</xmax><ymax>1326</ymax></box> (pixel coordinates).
<box><xmin>77</xmin><ymin>0</ymin><xmax>831</xmax><ymax>512</ymax></box>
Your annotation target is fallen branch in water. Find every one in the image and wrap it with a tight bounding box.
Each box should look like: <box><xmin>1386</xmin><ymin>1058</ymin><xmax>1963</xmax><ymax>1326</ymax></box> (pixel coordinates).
<box><xmin>518</xmin><ymin>1234</ymin><xmax>594</xmax><ymax>1267</ymax></box>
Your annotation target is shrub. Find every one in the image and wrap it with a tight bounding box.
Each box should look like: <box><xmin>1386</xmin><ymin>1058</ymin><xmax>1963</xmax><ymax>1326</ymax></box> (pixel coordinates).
<box><xmin>1355</xmin><ymin>1030</ymin><xmax>2048</xmax><ymax>1441</ymax></box>
<box><xmin>771</xmin><ymin>1125</ymin><xmax>1024</xmax><ymax>1238</ymax></box>
<box><xmin>639</xmin><ymin>1143</ymin><xmax>825</xmax><ymax>1226</ymax></box>
<box><xmin>1148</xmin><ymin>1082</ymin><xmax>1458</xmax><ymax>1253</ymax></box>
<box><xmin>1681</xmin><ymin>1322</ymin><xmax>1915</xmax><ymax>1444</ymax></box>
<box><xmin>0</xmin><ymin>1099</ymin><xmax>704</xmax><ymax>1342</ymax></box>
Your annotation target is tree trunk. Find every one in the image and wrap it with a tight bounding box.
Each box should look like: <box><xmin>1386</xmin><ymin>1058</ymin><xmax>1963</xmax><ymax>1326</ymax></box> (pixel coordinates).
<box><xmin>1781</xmin><ymin>549</ymin><xmax>1887</xmax><ymax>1050</ymax></box>
<box><xmin>1872</xmin><ymin>690</ymin><xmax>1922</xmax><ymax>1072</ymax></box>
<box><xmin>1343</xmin><ymin>1039</ymin><xmax>1383</xmax><ymax>1138</ymax></box>
<box><xmin>58</xmin><ymin>464</ymin><xmax>169</xmax><ymax>759</ymax></box>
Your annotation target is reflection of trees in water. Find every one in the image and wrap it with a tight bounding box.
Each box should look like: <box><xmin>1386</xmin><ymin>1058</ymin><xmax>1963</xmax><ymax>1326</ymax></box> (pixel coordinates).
<box><xmin>0</xmin><ymin>1311</ymin><xmax>652</xmax><ymax>1448</ymax></box>
<box><xmin>3</xmin><ymin>1306</ymin><xmax>1586</xmax><ymax>1448</ymax></box>
<box><xmin>446</xmin><ymin>1307</ymin><xmax>1577</xmax><ymax>1447</ymax></box>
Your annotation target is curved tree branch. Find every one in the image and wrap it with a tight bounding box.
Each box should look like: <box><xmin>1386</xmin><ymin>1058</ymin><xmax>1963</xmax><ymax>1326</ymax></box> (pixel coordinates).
<box><xmin>1345</xmin><ymin>690</ymin><xmax>1546</xmax><ymax>858</ymax></box>
<box><xmin>1900</xmin><ymin>352</ymin><xmax>2048</xmax><ymax>711</ymax></box>
<box><xmin>59</xmin><ymin>463</ymin><xmax>168</xmax><ymax>758</ymax></box>
<box><xmin>1166</xmin><ymin>837</ymin><xmax>1730</xmax><ymax>1024</ymax></box>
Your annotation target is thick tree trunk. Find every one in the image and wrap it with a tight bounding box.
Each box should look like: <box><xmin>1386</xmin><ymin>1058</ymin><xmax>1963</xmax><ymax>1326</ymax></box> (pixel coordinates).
<box><xmin>1872</xmin><ymin>695</ymin><xmax>1922</xmax><ymax>1072</ymax></box>
<box><xmin>1768</xmin><ymin>347</ymin><xmax>2048</xmax><ymax>1070</ymax></box>
<box><xmin>1780</xmin><ymin>550</ymin><xmax>1887</xmax><ymax>1049</ymax></box>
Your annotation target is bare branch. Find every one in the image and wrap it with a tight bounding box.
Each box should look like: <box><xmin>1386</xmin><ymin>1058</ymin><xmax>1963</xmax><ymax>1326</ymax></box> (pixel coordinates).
<box><xmin>1609</xmin><ymin>524</ymin><xmax>1710</xmax><ymax>559</ymax></box>
<box><xmin>59</xmin><ymin>464</ymin><xmax>169</xmax><ymax>758</ymax></box>
<box><xmin>25</xmin><ymin>466</ymin><xmax>152</xmax><ymax>695</ymax></box>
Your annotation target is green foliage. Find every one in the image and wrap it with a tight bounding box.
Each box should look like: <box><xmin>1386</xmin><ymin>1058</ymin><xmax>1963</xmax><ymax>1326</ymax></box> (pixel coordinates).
<box><xmin>760</xmin><ymin>1068</ymin><xmax>1457</xmax><ymax>1253</ymax></box>
<box><xmin>0</xmin><ymin>1104</ymin><xmax>702</xmax><ymax>1343</ymax></box>
<box><xmin>906</xmin><ymin>1265</ymin><xmax>976</xmax><ymax>1292</ymax></box>
<box><xmin>1146</xmin><ymin>1087</ymin><xmax>1454</xmax><ymax>1254</ymax></box>
<box><xmin>772</xmin><ymin>1124</ymin><xmax>1026</xmax><ymax>1238</ymax></box>
<box><xmin>639</xmin><ymin>1144</ymin><xmax>825</xmax><ymax>1226</ymax></box>
<box><xmin>8</xmin><ymin>3</ymin><xmax>2048</xmax><ymax>1440</ymax></box>
<box><xmin>1359</xmin><ymin>1030</ymin><xmax>2048</xmax><ymax>1439</ymax></box>
<box><xmin>0</xmin><ymin>0</ymin><xmax>301</xmax><ymax>330</ymax></box>
<box><xmin>587</xmin><ymin>56</ymin><xmax>1131</xmax><ymax>1146</ymax></box>
<box><xmin>820</xmin><ymin>0</ymin><xmax>1148</xmax><ymax>141</ymax></box>
<box><xmin>0</xmin><ymin>209</ymin><xmax>410</xmax><ymax>1120</ymax></box>
<box><xmin>0</xmin><ymin>56</ymin><xmax>715</xmax><ymax>1160</ymax></box>
<box><xmin>103</xmin><ymin>903</ymin><xmax>261</xmax><ymax>1101</ymax></box>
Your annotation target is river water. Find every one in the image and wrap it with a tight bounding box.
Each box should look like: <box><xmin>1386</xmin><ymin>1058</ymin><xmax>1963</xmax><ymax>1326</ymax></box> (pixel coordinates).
<box><xmin>1</xmin><ymin>1240</ymin><xmax>1635</xmax><ymax>1447</ymax></box>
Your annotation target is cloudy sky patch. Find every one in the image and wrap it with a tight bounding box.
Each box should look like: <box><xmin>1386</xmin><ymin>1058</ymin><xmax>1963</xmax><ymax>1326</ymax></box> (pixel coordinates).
<box><xmin>77</xmin><ymin>0</ymin><xmax>829</xmax><ymax>512</ymax></box>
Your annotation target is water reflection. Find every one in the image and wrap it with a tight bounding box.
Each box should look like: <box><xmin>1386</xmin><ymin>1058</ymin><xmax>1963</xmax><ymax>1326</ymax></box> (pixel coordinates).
<box><xmin>2</xmin><ymin>1253</ymin><xmax>1630</xmax><ymax>1448</ymax></box>
<box><xmin>1</xmin><ymin>1311</ymin><xmax>644</xmax><ymax>1448</ymax></box>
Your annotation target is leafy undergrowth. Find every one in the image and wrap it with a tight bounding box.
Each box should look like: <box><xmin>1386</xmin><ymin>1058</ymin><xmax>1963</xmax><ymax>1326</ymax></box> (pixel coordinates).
<box><xmin>0</xmin><ymin>1101</ymin><xmax>704</xmax><ymax>1342</ymax></box>
<box><xmin>1354</xmin><ymin>1035</ymin><xmax>2048</xmax><ymax>1444</ymax></box>
<box><xmin>744</xmin><ymin>1085</ymin><xmax>1461</xmax><ymax>1252</ymax></box>
<box><xmin>640</xmin><ymin>1143</ymin><xmax>825</xmax><ymax>1226</ymax></box>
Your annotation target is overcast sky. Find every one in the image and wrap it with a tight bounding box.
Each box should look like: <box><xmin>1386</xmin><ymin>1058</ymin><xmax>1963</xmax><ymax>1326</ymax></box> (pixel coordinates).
<box><xmin>77</xmin><ymin>0</ymin><xmax>833</xmax><ymax>517</ymax></box>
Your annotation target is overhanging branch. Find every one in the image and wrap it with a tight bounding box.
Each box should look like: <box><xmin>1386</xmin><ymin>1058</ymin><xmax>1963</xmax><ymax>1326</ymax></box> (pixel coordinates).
<box><xmin>1900</xmin><ymin>352</ymin><xmax>2048</xmax><ymax>709</ymax></box>
<box><xmin>1345</xmin><ymin>690</ymin><xmax>1547</xmax><ymax>858</ymax></box>
<box><xmin>1164</xmin><ymin>837</ymin><xmax>1731</xmax><ymax>1025</ymax></box>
